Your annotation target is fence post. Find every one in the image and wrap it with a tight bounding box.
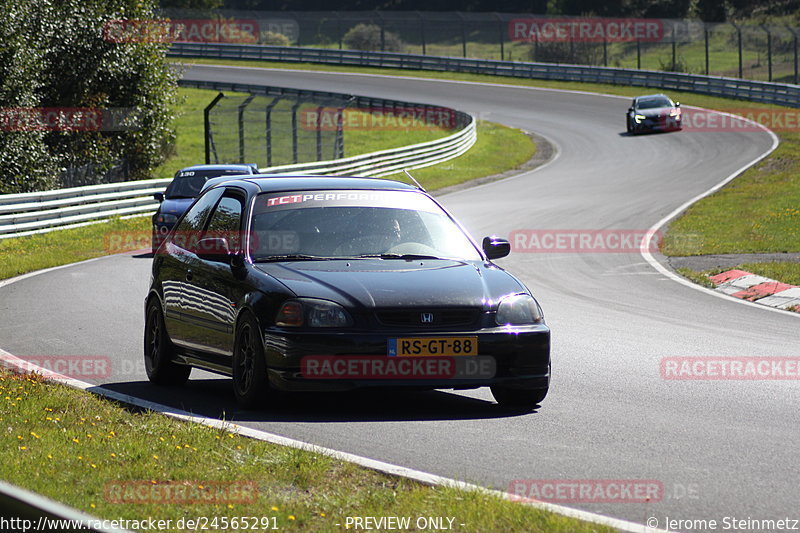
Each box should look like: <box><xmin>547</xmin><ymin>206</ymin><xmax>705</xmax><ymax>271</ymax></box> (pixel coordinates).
<box><xmin>335</xmin><ymin>12</ymin><xmax>342</xmax><ymax>50</ymax></box>
<box><xmin>204</xmin><ymin>92</ymin><xmax>225</xmax><ymax>165</ymax></box>
<box><xmin>291</xmin><ymin>100</ymin><xmax>302</xmax><ymax>164</ymax></box>
<box><xmin>733</xmin><ymin>23</ymin><xmax>743</xmax><ymax>79</ymax></box>
<box><xmin>417</xmin><ymin>11</ymin><xmax>426</xmax><ymax>56</ymax></box>
<box><xmin>494</xmin><ymin>12</ymin><xmax>504</xmax><ymax>61</ymax></box>
<box><xmin>315</xmin><ymin>105</ymin><xmax>324</xmax><ymax>160</ymax></box>
<box><xmin>376</xmin><ymin>11</ymin><xmax>385</xmax><ymax>52</ymax></box>
<box><xmin>603</xmin><ymin>38</ymin><xmax>608</xmax><ymax>67</ymax></box>
<box><xmin>457</xmin><ymin>12</ymin><xmax>467</xmax><ymax>58</ymax></box>
<box><xmin>704</xmin><ymin>26</ymin><xmax>709</xmax><ymax>75</ymax></box>
<box><xmin>789</xmin><ymin>25</ymin><xmax>799</xmax><ymax>85</ymax></box>
<box><xmin>671</xmin><ymin>24</ymin><xmax>677</xmax><ymax>70</ymax></box>
<box><xmin>265</xmin><ymin>97</ymin><xmax>281</xmax><ymax>167</ymax></box>
<box><xmin>238</xmin><ymin>94</ymin><xmax>256</xmax><ymax>164</ymax></box>
<box><xmin>637</xmin><ymin>38</ymin><xmax>641</xmax><ymax>69</ymax></box>
<box><xmin>761</xmin><ymin>25</ymin><xmax>772</xmax><ymax>82</ymax></box>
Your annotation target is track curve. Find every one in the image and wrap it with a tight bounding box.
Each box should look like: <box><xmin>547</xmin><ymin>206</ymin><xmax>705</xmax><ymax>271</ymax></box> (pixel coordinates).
<box><xmin>1</xmin><ymin>64</ymin><xmax>797</xmax><ymax>528</ymax></box>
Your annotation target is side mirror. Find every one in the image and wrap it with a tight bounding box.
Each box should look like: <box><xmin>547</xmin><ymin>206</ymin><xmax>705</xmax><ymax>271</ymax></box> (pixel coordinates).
<box><xmin>482</xmin><ymin>236</ymin><xmax>511</xmax><ymax>260</ymax></box>
<box><xmin>196</xmin><ymin>237</ymin><xmax>231</xmax><ymax>263</ymax></box>
<box><xmin>628</xmin><ymin>106</ymin><xmax>634</xmax><ymax>112</ymax></box>
<box><xmin>154</xmin><ymin>192</ymin><xmax>164</xmax><ymax>202</ymax></box>
<box><xmin>675</xmin><ymin>102</ymin><xmax>680</xmax><ymax>107</ymax></box>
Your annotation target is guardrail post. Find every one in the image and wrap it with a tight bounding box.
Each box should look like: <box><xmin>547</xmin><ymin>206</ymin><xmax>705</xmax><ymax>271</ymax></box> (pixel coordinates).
<box><xmin>761</xmin><ymin>25</ymin><xmax>772</xmax><ymax>81</ymax></box>
<box><xmin>238</xmin><ymin>94</ymin><xmax>256</xmax><ymax>164</ymax></box>
<box><xmin>204</xmin><ymin>92</ymin><xmax>225</xmax><ymax>165</ymax></box>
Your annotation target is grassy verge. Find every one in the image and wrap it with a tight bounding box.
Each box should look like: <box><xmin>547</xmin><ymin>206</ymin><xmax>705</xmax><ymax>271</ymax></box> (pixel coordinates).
<box><xmin>185</xmin><ymin>58</ymin><xmax>800</xmax><ymax>285</ymax></box>
<box><xmin>0</xmin><ymin>370</ymin><xmax>609</xmax><ymax>532</ymax></box>
<box><xmin>0</xmin><ymin>217</ymin><xmax>150</xmax><ymax>281</ymax></box>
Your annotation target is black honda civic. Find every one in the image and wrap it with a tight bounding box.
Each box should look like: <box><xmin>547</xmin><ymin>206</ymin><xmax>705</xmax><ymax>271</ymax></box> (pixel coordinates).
<box><xmin>144</xmin><ymin>176</ymin><xmax>550</xmax><ymax>409</ymax></box>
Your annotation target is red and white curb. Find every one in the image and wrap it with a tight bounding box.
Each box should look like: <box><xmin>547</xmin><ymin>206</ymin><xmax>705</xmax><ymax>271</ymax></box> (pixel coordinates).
<box><xmin>708</xmin><ymin>269</ymin><xmax>800</xmax><ymax>311</ymax></box>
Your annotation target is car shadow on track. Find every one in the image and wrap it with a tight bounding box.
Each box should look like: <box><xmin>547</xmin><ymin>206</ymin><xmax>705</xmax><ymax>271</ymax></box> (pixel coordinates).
<box><xmin>94</xmin><ymin>378</ymin><xmax>540</xmax><ymax>423</ymax></box>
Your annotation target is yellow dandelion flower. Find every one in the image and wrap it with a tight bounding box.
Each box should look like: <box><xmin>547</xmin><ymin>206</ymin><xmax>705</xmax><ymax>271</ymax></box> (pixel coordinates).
<box><xmin>289</xmin><ymin>515</ymin><xmax>296</xmax><ymax>521</ymax></box>
<box><xmin>19</xmin><ymin>446</ymin><xmax>27</xmax><ymax>450</ymax></box>
<box><xmin>152</xmin><ymin>455</ymin><xmax>159</xmax><ymax>460</ymax></box>
<box><xmin>271</xmin><ymin>506</ymin><xmax>279</xmax><ymax>511</ymax></box>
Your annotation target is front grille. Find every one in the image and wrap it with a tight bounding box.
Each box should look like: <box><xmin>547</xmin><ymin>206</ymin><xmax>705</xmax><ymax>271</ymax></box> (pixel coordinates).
<box><xmin>375</xmin><ymin>308</ymin><xmax>481</xmax><ymax>328</ymax></box>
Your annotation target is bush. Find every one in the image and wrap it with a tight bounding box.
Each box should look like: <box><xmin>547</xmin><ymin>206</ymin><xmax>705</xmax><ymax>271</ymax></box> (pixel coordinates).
<box><xmin>260</xmin><ymin>31</ymin><xmax>290</xmax><ymax>46</ymax></box>
<box><xmin>343</xmin><ymin>23</ymin><xmax>403</xmax><ymax>52</ymax></box>
<box><xmin>0</xmin><ymin>0</ymin><xmax>178</xmax><ymax>193</ymax></box>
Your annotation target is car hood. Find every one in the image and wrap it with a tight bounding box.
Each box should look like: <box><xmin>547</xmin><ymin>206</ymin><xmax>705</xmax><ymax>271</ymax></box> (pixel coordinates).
<box><xmin>158</xmin><ymin>198</ymin><xmax>194</xmax><ymax>217</ymax></box>
<box><xmin>255</xmin><ymin>259</ymin><xmax>525</xmax><ymax>308</ymax></box>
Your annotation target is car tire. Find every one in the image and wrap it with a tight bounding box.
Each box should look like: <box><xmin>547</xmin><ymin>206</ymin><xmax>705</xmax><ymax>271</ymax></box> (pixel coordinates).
<box><xmin>232</xmin><ymin>313</ymin><xmax>270</xmax><ymax>409</ymax></box>
<box><xmin>491</xmin><ymin>382</ymin><xmax>548</xmax><ymax>410</ymax></box>
<box><xmin>144</xmin><ymin>298</ymin><xmax>191</xmax><ymax>386</ymax></box>
<box><xmin>626</xmin><ymin>117</ymin><xmax>632</xmax><ymax>133</ymax></box>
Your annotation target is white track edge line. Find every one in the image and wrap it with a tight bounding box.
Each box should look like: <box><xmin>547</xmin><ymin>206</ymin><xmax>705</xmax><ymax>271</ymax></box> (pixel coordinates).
<box><xmin>638</xmin><ymin>108</ymin><xmax>800</xmax><ymax>318</ymax></box>
<box><xmin>0</xmin><ymin>348</ymin><xmax>667</xmax><ymax>533</ymax></box>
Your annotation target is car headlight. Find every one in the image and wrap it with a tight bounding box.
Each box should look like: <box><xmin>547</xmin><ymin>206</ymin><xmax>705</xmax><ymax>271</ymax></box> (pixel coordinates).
<box><xmin>495</xmin><ymin>294</ymin><xmax>544</xmax><ymax>325</ymax></box>
<box><xmin>275</xmin><ymin>299</ymin><xmax>352</xmax><ymax>328</ymax></box>
<box><xmin>669</xmin><ymin>109</ymin><xmax>680</xmax><ymax>117</ymax></box>
<box><xmin>634</xmin><ymin>114</ymin><xmax>646</xmax><ymax>123</ymax></box>
<box><xmin>155</xmin><ymin>213</ymin><xmax>178</xmax><ymax>225</ymax></box>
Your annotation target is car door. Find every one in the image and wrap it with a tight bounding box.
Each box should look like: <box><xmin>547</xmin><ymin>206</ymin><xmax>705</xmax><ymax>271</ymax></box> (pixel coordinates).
<box><xmin>180</xmin><ymin>187</ymin><xmax>248</xmax><ymax>357</ymax></box>
<box><xmin>160</xmin><ymin>187</ymin><xmax>225</xmax><ymax>347</ymax></box>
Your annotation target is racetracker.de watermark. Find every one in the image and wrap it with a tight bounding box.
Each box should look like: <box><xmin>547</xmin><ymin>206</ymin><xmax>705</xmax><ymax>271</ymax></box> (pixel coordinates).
<box><xmin>507</xmin><ymin>479</ymin><xmax>663</xmax><ymax>503</ymax></box>
<box><xmin>680</xmin><ymin>108</ymin><xmax>800</xmax><ymax>132</ymax></box>
<box><xmin>508</xmin><ymin>17</ymin><xmax>665</xmax><ymax>43</ymax></box>
<box><xmin>510</xmin><ymin>229</ymin><xmax>661</xmax><ymax>253</ymax></box>
<box><xmin>301</xmin><ymin>356</ymin><xmax>496</xmax><ymax>380</ymax></box>
<box><xmin>661</xmin><ymin>357</ymin><xmax>800</xmax><ymax>380</ymax></box>
<box><xmin>104</xmin><ymin>480</ymin><xmax>257</xmax><ymax>504</ymax></box>
<box><xmin>0</xmin><ymin>107</ymin><xmax>139</xmax><ymax>132</ymax></box>
<box><xmin>103</xmin><ymin>19</ymin><xmax>260</xmax><ymax>44</ymax></box>
<box><xmin>7</xmin><ymin>356</ymin><xmax>112</xmax><ymax>380</ymax></box>
<box><xmin>298</xmin><ymin>107</ymin><xmax>457</xmax><ymax>131</ymax></box>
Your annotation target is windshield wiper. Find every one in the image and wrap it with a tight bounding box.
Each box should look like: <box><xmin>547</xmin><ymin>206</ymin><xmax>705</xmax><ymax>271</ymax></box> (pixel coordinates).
<box><xmin>255</xmin><ymin>254</ymin><xmax>334</xmax><ymax>262</ymax></box>
<box><xmin>165</xmin><ymin>195</ymin><xmax>194</xmax><ymax>200</ymax></box>
<box><xmin>356</xmin><ymin>253</ymin><xmax>444</xmax><ymax>260</ymax></box>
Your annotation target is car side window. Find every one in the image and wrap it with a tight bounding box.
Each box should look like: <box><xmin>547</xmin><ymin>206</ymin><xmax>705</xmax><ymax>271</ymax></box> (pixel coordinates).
<box><xmin>171</xmin><ymin>188</ymin><xmax>225</xmax><ymax>251</ymax></box>
<box><xmin>205</xmin><ymin>191</ymin><xmax>245</xmax><ymax>253</ymax></box>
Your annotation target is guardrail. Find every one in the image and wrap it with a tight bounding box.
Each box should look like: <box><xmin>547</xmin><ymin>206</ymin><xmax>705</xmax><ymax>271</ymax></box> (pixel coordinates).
<box><xmin>0</xmin><ymin>81</ymin><xmax>475</xmax><ymax>240</ymax></box>
<box><xmin>0</xmin><ymin>179</ymin><xmax>171</xmax><ymax>239</ymax></box>
<box><xmin>170</xmin><ymin>42</ymin><xmax>800</xmax><ymax>108</ymax></box>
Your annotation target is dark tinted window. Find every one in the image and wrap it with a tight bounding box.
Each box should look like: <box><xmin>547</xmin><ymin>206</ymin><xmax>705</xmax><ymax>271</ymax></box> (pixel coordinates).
<box><xmin>165</xmin><ymin>169</ymin><xmax>250</xmax><ymax>199</ymax></box>
<box><xmin>205</xmin><ymin>193</ymin><xmax>244</xmax><ymax>253</ymax></box>
<box><xmin>175</xmin><ymin>189</ymin><xmax>225</xmax><ymax>234</ymax></box>
<box><xmin>637</xmin><ymin>96</ymin><xmax>672</xmax><ymax>110</ymax></box>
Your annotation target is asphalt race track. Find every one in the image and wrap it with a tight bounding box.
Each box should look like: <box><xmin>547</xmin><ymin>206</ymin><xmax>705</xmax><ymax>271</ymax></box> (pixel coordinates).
<box><xmin>1</xmin><ymin>64</ymin><xmax>798</xmax><ymax>529</ymax></box>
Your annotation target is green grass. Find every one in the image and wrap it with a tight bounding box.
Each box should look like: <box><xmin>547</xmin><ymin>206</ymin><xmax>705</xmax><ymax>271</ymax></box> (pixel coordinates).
<box><xmin>0</xmin><ymin>217</ymin><xmax>151</xmax><ymax>281</ymax></box>
<box><xmin>387</xmin><ymin>120</ymin><xmax>535</xmax><ymax>190</ymax></box>
<box><xmin>0</xmin><ymin>370</ymin><xmax>610</xmax><ymax>533</ymax></box>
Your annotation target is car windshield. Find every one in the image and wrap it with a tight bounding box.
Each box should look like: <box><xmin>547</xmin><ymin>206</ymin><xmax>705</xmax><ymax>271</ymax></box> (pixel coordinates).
<box><xmin>637</xmin><ymin>97</ymin><xmax>673</xmax><ymax>110</ymax></box>
<box><xmin>250</xmin><ymin>190</ymin><xmax>482</xmax><ymax>261</ymax></box>
<box><xmin>165</xmin><ymin>169</ymin><xmax>248</xmax><ymax>199</ymax></box>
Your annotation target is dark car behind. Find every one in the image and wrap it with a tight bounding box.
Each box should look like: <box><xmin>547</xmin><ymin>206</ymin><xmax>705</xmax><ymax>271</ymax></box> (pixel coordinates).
<box><xmin>152</xmin><ymin>164</ymin><xmax>257</xmax><ymax>253</ymax></box>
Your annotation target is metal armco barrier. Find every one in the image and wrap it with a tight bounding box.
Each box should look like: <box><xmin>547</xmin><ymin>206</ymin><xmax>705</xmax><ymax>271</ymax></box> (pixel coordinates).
<box><xmin>0</xmin><ymin>179</ymin><xmax>171</xmax><ymax>239</ymax></box>
<box><xmin>169</xmin><ymin>42</ymin><xmax>800</xmax><ymax>108</ymax></box>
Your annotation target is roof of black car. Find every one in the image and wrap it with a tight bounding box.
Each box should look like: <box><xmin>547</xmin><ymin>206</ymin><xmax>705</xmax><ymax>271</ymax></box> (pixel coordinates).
<box><xmin>215</xmin><ymin>175</ymin><xmax>419</xmax><ymax>193</ymax></box>
<box><xmin>180</xmin><ymin>164</ymin><xmax>256</xmax><ymax>172</ymax></box>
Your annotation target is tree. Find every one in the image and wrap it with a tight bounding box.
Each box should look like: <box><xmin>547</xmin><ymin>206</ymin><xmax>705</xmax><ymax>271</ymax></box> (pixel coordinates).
<box><xmin>0</xmin><ymin>0</ymin><xmax>179</xmax><ymax>193</ymax></box>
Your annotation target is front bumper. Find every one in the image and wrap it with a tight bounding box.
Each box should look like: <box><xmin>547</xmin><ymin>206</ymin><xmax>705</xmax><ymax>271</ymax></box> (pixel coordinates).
<box><xmin>263</xmin><ymin>325</ymin><xmax>550</xmax><ymax>392</ymax></box>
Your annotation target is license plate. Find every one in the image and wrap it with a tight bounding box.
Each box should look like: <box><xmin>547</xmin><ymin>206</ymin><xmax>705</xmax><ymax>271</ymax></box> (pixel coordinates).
<box><xmin>388</xmin><ymin>337</ymin><xmax>478</xmax><ymax>357</ymax></box>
